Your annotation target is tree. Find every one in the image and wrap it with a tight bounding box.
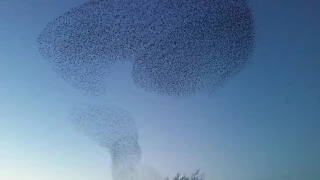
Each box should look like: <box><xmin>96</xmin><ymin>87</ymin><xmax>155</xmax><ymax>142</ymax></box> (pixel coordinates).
<box><xmin>165</xmin><ymin>170</ymin><xmax>204</xmax><ymax>180</ymax></box>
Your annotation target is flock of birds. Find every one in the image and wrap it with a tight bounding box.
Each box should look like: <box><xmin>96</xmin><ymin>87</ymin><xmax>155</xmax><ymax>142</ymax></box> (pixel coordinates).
<box><xmin>37</xmin><ymin>0</ymin><xmax>255</xmax><ymax>179</ymax></box>
<box><xmin>69</xmin><ymin>103</ymin><xmax>143</xmax><ymax>180</ymax></box>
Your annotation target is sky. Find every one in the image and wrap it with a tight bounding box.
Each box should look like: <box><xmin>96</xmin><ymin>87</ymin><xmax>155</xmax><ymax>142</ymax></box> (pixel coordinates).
<box><xmin>0</xmin><ymin>0</ymin><xmax>320</xmax><ymax>180</ymax></box>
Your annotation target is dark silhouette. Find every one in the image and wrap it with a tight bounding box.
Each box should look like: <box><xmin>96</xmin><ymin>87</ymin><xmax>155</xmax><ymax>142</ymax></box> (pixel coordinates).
<box><xmin>38</xmin><ymin>0</ymin><xmax>255</xmax><ymax>98</ymax></box>
<box><xmin>37</xmin><ymin>0</ymin><xmax>256</xmax><ymax>179</ymax></box>
<box><xmin>165</xmin><ymin>170</ymin><xmax>204</xmax><ymax>180</ymax></box>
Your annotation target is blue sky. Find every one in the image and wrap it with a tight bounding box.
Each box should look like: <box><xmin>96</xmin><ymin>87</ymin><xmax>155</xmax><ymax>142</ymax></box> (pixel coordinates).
<box><xmin>0</xmin><ymin>0</ymin><xmax>319</xmax><ymax>180</ymax></box>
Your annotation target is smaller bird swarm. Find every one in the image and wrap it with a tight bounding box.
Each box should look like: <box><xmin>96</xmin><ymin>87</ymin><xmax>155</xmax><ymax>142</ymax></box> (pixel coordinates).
<box><xmin>69</xmin><ymin>103</ymin><xmax>141</xmax><ymax>180</ymax></box>
<box><xmin>38</xmin><ymin>0</ymin><xmax>255</xmax><ymax>98</ymax></box>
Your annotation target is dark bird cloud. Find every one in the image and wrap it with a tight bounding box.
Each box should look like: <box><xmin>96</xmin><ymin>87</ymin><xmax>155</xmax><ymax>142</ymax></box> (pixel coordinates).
<box><xmin>37</xmin><ymin>0</ymin><xmax>255</xmax><ymax>97</ymax></box>
<box><xmin>38</xmin><ymin>0</ymin><xmax>256</xmax><ymax>178</ymax></box>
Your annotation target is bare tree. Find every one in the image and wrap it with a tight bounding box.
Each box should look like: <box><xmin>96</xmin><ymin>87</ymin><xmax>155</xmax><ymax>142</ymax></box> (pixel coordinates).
<box><xmin>165</xmin><ymin>170</ymin><xmax>204</xmax><ymax>180</ymax></box>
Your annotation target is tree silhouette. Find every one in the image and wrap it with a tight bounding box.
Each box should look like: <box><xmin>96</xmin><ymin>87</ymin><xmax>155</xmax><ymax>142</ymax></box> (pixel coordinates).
<box><xmin>165</xmin><ymin>170</ymin><xmax>204</xmax><ymax>180</ymax></box>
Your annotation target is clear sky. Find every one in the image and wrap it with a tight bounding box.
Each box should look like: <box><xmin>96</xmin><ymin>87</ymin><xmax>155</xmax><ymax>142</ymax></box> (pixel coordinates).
<box><xmin>0</xmin><ymin>0</ymin><xmax>319</xmax><ymax>180</ymax></box>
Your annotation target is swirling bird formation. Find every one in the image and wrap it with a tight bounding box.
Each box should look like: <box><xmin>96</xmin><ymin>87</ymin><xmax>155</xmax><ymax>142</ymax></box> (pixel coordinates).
<box><xmin>38</xmin><ymin>0</ymin><xmax>255</xmax><ymax>97</ymax></box>
<box><xmin>37</xmin><ymin>0</ymin><xmax>255</xmax><ymax>179</ymax></box>
<box><xmin>69</xmin><ymin>103</ymin><xmax>141</xmax><ymax>180</ymax></box>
